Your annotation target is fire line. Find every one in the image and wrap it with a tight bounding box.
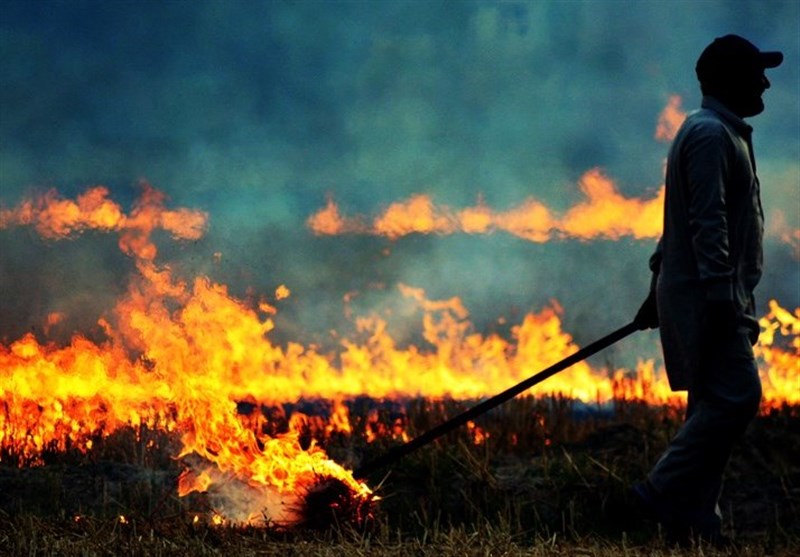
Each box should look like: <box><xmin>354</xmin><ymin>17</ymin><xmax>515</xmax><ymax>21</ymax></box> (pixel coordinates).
<box><xmin>1</xmin><ymin>132</ymin><xmax>798</xmax><ymax>526</ymax></box>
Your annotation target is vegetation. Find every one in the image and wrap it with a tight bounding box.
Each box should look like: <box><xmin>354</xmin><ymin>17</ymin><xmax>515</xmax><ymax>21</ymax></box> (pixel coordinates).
<box><xmin>1</xmin><ymin>397</ymin><xmax>797</xmax><ymax>556</ymax></box>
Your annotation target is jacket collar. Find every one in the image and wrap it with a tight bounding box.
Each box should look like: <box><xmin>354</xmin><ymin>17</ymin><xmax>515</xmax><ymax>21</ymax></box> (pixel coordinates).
<box><xmin>701</xmin><ymin>96</ymin><xmax>753</xmax><ymax>136</ymax></box>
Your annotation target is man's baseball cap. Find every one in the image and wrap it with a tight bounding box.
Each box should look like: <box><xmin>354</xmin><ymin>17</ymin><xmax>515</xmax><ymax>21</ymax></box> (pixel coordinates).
<box><xmin>696</xmin><ymin>34</ymin><xmax>783</xmax><ymax>82</ymax></box>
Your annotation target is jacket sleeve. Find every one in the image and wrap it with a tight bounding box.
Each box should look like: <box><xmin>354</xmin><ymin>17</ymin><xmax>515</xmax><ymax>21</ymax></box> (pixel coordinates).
<box><xmin>683</xmin><ymin>123</ymin><xmax>735</xmax><ymax>302</ymax></box>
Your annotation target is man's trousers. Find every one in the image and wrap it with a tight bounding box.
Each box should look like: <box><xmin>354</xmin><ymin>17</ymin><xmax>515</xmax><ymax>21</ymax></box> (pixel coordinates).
<box><xmin>647</xmin><ymin>326</ymin><xmax>762</xmax><ymax>532</ymax></box>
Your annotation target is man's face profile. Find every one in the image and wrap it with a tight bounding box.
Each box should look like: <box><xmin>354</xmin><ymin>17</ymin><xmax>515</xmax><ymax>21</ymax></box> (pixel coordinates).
<box><xmin>727</xmin><ymin>64</ymin><xmax>771</xmax><ymax>118</ymax></box>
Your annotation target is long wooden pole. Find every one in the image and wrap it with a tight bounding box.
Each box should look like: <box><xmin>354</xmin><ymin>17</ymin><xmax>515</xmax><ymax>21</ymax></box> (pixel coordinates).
<box><xmin>354</xmin><ymin>321</ymin><xmax>640</xmax><ymax>479</ymax></box>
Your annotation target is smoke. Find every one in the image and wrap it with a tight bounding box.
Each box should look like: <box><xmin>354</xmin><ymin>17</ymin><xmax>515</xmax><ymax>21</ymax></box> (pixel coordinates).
<box><xmin>1</xmin><ymin>1</ymin><xmax>798</xmax><ymax>365</ymax></box>
<box><xmin>182</xmin><ymin>460</ymin><xmax>300</xmax><ymax>526</ymax></box>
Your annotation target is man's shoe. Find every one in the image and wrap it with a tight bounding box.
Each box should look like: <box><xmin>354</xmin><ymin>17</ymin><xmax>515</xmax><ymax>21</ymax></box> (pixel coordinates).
<box><xmin>630</xmin><ymin>480</ymin><xmax>692</xmax><ymax>545</ymax></box>
<box><xmin>630</xmin><ymin>481</ymin><xmax>735</xmax><ymax>549</ymax></box>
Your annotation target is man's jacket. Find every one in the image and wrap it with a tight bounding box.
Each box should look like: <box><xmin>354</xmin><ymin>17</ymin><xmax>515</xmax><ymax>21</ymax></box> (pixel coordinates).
<box><xmin>650</xmin><ymin>96</ymin><xmax>764</xmax><ymax>391</ymax></box>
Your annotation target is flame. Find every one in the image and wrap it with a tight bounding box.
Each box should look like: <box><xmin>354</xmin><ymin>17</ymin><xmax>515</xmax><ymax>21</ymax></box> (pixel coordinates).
<box><xmin>757</xmin><ymin>300</ymin><xmax>800</xmax><ymax>407</ymax></box>
<box><xmin>559</xmin><ymin>170</ymin><xmax>663</xmax><ymax>240</ymax></box>
<box><xmin>304</xmin><ymin>98</ymin><xmax>686</xmax><ymax>243</ymax></box>
<box><xmin>466</xmin><ymin>420</ymin><xmax>489</xmax><ymax>445</ymax></box>
<box><xmin>373</xmin><ymin>195</ymin><xmax>458</xmax><ymax>238</ymax></box>
<box><xmin>0</xmin><ymin>185</ymin><xmax>371</xmax><ymax>526</ymax></box>
<box><xmin>0</xmin><ymin>183</ymin><xmax>207</xmax><ymax>260</ymax></box>
<box><xmin>1</xmin><ymin>250</ymin><xmax>795</xmax><ymax>452</ymax></box>
<box><xmin>1</xmin><ymin>176</ymin><xmax>798</xmax><ymax>526</ymax></box>
<box><xmin>655</xmin><ymin>94</ymin><xmax>687</xmax><ymax>142</ymax></box>
<box><xmin>305</xmin><ymin>197</ymin><xmax>353</xmax><ymax>235</ymax></box>
<box><xmin>307</xmin><ymin>168</ymin><xmax>664</xmax><ymax>242</ymax></box>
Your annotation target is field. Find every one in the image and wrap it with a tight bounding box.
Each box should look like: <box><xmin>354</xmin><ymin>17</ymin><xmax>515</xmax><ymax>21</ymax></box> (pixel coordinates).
<box><xmin>1</xmin><ymin>396</ymin><xmax>797</xmax><ymax>556</ymax></box>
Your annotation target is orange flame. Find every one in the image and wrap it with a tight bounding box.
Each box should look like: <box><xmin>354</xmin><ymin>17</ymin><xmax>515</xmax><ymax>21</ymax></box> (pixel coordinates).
<box><xmin>655</xmin><ymin>94</ymin><xmax>687</xmax><ymax>142</ymax></box>
<box><xmin>2</xmin><ymin>261</ymin><xmax>794</xmax><ymax>457</ymax></box>
<box><xmin>757</xmin><ymin>300</ymin><xmax>800</xmax><ymax>407</ymax></box>
<box><xmin>2</xmin><ymin>179</ymin><xmax>798</xmax><ymax>526</ymax></box>
<box><xmin>466</xmin><ymin>420</ymin><xmax>490</xmax><ymax>445</ymax></box>
<box><xmin>559</xmin><ymin>170</ymin><xmax>663</xmax><ymax>240</ymax></box>
<box><xmin>303</xmin><ymin>97</ymin><xmax>684</xmax><ymax>243</ymax></box>
<box><xmin>0</xmin><ymin>185</ymin><xmax>371</xmax><ymax>526</ymax></box>
<box><xmin>308</xmin><ymin>169</ymin><xmax>664</xmax><ymax>242</ymax></box>
<box><xmin>0</xmin><ymin>183</ymin><xmax>207</xmax><ymax>260</ymax></box>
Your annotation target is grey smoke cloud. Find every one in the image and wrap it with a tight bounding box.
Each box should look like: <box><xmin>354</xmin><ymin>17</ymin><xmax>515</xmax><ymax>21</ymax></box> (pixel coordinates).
<box><xmin>1</xmin><ymin>0</ymin><xmax>798</xmax><ymax>367</ymax></box>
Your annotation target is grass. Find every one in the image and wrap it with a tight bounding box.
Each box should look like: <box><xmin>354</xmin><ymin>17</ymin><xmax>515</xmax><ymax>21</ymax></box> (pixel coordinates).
<box><xmin>1</xmin><ymin>397</ymin><xmax>798</xmax><ymax>556</ymax></box>
<box><xmin>1</xmin><ymin>512</ymin><xmax>796</xmax><ymax>556</ymax></box>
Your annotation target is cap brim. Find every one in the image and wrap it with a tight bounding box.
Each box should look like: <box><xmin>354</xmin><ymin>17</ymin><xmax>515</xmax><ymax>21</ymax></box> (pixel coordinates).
<box><xmin>760</xmin><ymin>51</ymin><xmax>783</xmax><ymax>68</ymax></box>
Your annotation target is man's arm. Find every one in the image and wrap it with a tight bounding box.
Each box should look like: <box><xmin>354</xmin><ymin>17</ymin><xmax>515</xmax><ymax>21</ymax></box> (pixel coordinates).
<box><xmin>683</xmin><ymin>124</ymin><xmax>736</xmax><ymax>302</ymax></box>
<box><xmin>683</xmin><ymin>122</ymin><xmax>739</xmax><ymax>334</ymax></box>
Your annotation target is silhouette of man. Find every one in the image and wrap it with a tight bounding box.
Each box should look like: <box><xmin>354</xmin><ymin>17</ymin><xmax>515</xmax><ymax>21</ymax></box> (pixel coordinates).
<box><xmin>632</xmin><ymin>35</ymin><xmax>783</xmax><ymax>544</ymax></box>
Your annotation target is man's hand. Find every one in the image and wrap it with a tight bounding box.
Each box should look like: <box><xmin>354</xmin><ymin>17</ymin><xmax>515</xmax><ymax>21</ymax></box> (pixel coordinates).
<box><xmin>634</xmin><ymin>290</ymin><xmax>659</xmax><ymax>330</ymax></box>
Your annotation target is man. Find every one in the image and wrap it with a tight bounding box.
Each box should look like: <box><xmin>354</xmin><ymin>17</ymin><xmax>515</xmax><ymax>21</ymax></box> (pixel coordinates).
<box><xmin>632</xmin><ymin>35</ymin><xmax>783</xmax><ymax>545</ymax></box>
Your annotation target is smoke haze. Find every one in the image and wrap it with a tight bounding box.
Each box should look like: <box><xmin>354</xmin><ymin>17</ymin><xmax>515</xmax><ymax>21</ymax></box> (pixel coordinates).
<box><xmin>1</xmin><ymin>0</ymin><xmax>798</xmax><ymax>367</ymax></box>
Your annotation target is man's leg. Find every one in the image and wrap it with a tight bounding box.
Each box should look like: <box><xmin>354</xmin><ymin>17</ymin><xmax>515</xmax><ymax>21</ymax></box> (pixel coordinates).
<box><xmin>642</xmin><ymin>328</ymin><xmax>761</xmax><ymax>538</ymax></box>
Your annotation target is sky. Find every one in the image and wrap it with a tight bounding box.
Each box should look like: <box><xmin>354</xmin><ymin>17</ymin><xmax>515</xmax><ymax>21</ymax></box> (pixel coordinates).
<box><xmin>1</xmin><ymin>0</ymin><xmax>798</xmax><ymax>366</ymax></box>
